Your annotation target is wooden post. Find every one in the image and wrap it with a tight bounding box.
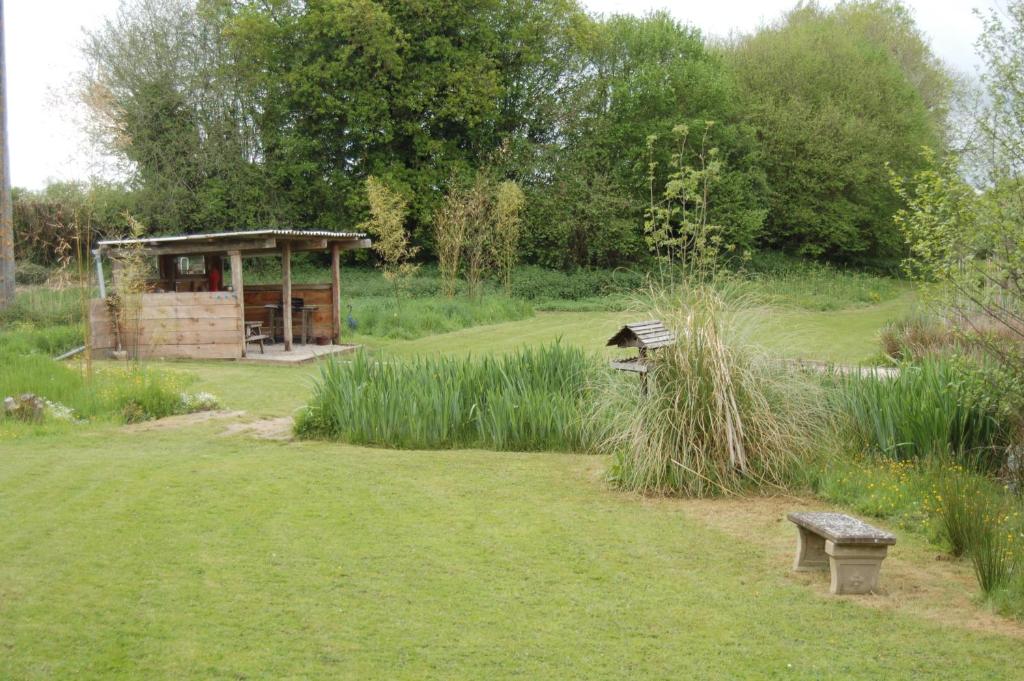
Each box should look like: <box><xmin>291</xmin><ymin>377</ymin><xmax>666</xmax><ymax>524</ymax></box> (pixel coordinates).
<box><xmin>93</xmin><ymin>250</ymin><xmax>106</xmax><ymax>299</ymax></box>
<box><xmin>110</xmin><ymin>258</ymin><xmax>123</xmax><ymax>289</ymax></box>
<box><xmin>0</xmin><ymin>0</ymin><xmax>14</xmax><ymax>310</ymax></box>
<box><xmin>330</xmin><ymin>242</ymin><xmax>341</xmax><ymax>344</ymax></box>
<box><xmin>229</xmin><ymin>250</ymin><xmax>245</xmax><ymax>358</ymax></box>
<box><xmin>282</xmin><ymin>241</ymin><xmax>293</xmax><ymax>351</ymax></box>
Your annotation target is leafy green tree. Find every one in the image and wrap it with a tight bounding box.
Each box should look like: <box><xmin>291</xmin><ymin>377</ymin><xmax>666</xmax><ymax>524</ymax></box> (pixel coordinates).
<box><xmin>81</xmin><ymin>0</ymin><xmax>270</xmax><ymax>234</ymax></box>
<box><xmin>892</xmin><ymin>3</ymin><xmax>1024</xmax><ymax>369</ymax></box>
<box><xmin>359</xmin><ymin>177</ymin><xmax>419</xmax><ymax>307</ymax></box>
<box><xmin>222</xmin><ymin>0</ymin><xmax>584</xmax><ymax>240</ymax></box>
<box><xmin>524</xmin><ymin>12</ymin><xmax>766</xmax><ymax>268</ymax></box>
<box><xmin>727</xmin><ymin>0</ymin><xmax>952</xmax><ymax>261</ymax></box>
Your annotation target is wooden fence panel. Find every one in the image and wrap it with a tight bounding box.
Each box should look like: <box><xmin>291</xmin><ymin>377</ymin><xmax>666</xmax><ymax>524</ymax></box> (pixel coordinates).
<box><xmin>88</xmin><ymin>292</ymin><xmax>243</xmax><ymax>360</ymax></box>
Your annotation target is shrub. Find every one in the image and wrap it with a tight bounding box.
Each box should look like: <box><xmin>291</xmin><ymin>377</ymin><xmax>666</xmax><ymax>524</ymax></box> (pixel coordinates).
<box><xmin>930</xmin><ymin>470</ymin><xmax>1021</xmax><ymax>594</ymax></box>
<box><xmin>729</xmin><ymin>252</ymin><xmax>904</xmax><ymax>311</ymax></box>
<box><xmin>296</xmin><ymin>343</ymin><xmax>600</xmax><ymax>452</ymax></box>
<box><xmin>14</xmin><ymin>262</ymin><xmax>51</xmax><ymax>285</ymax></box>
<box><xmin>879</xmin><ymin>312</ymin><xmax>955</xmax><ymax>361</ymax></box>
<box><xmin>510</xmin><ymin>266</ymin><xmax>646</xmax><ymax>301</ymax></box>
<box><xmin>837</xmin><ymin>357</ymin><xmax>1013</xmax><ymax>471</ymax></box>
<box><xmin>929</xmin><ymin>466</ymin><xmax>997</xmax><ymax>557</ymax></box>
<box><xmin>970</xmin><ymin>513</ymin><xmax>1018</xmax><ymax>594</ymax></box>
<box><xmin>599</xmin><ymin>285</ymin><xmax>828</xmax><ymax>497</ymax></box>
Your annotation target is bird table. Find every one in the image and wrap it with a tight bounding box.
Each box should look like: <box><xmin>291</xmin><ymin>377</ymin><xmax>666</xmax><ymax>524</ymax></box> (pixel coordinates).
<box><xmin>265</xmin><ymin>304</ymin><xmax>319</xmax><ymax>345</ymax></box>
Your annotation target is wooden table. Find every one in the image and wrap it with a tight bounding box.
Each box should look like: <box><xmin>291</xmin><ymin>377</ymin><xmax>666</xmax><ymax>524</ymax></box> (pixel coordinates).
<box><xmin>264</xmin><ymin>304</ymin><xmax>319</xmax><ymax>345</ymax></box>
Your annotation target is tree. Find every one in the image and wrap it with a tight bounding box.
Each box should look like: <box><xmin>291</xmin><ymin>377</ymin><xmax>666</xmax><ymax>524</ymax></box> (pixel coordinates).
<box><xmin>523</xmin><ymin>12</ymin><xmax>766</xmax><ymax>268</ymax></box>
<box><xmin>727</xmin><ymin>0</ymin><xmax>952</xmax><ymax>261</ymax></box>
<box><xmin>359</xmin><ymin>177</ymin><xmax>418</xmax><ymax>307</ymax></box>
<box><xmin>222</xmin><ymin>0</ymin><xmax>584</xmax><ymax>240</ymax></box>
<box><xmin>891</xmin><ymin>2</ymin><xmax>1024</xmax><ymax>372</ymax></box>
<box><xmin>82</xmin><ymin>0</ymin><xmax>272</xmax><ymax>234</ymax></box>
<box><xmin>491</xmin><ymin>181</ymin><xmax>525</xmax><ymax>292</ymax></box>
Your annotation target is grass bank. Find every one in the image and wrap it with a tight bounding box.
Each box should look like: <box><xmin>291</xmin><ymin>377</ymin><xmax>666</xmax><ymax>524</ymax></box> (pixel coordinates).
<box><xmin>0</xmin><ymin>351</ymin><xmax>217</xmax><ymax>431</ymax></box>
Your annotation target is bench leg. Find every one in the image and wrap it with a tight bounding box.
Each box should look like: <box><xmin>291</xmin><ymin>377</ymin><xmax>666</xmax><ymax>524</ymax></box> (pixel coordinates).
<box><xmin>825</xmin><ymin>541</ymin><xmax>888</xmax><ymax>595</ymax></box>
<box><xmin>793</xmin><ymin>526</ymin><xmax>829</xmax><ymax>572</ymax></box>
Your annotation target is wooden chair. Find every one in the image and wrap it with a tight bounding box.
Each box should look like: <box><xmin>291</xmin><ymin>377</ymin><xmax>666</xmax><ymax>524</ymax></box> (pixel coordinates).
<box><xmin>245</xmin><ymin>321</ymin><xmax>270</xmax><ymax>354</ymax></box>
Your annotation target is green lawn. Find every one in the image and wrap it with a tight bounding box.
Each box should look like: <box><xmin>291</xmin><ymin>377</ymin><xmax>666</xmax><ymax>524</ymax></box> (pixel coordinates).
<box><xmin>2</xmin><ymin>421</ymin><xmax>1021</xmax><ymax>680</ymax></box>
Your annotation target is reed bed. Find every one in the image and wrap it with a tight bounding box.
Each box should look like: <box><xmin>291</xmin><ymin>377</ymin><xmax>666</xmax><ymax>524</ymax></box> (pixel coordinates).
<box><xmin>295</xmin><ymin>343</ymin><xmax>600</xmax><ymax>451</ymax></box>
<box><xmin>836</xmin><ymin>358</ymin><xmax>1012</xmax><ymax>471</ymax></box>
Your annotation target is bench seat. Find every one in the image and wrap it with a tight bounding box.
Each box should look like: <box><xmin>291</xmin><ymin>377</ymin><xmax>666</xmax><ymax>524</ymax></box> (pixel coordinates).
<box><xmin>787</xmin><ymin>512</ymin><xmax>896</xmax><ymax>595</ymax></box>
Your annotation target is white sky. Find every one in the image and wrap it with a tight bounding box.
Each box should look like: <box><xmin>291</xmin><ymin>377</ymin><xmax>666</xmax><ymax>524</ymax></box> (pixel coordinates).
<box><xmin>3</xmin><ymin>0</ymin><xmax>999</xmax><ymax>190</ymax></box>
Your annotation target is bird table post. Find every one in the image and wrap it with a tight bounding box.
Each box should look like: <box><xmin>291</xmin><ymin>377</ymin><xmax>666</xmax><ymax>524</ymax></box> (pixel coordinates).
<box><xmin>331</xmin><ymin>242</ymin><xmax>341</xmax><ymax>343</ymax></box>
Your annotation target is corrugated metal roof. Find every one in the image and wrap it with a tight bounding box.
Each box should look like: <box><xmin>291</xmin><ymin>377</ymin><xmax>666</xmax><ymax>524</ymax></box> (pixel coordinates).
<box><xmin>97</xmin><ymin>229</ymin><xmax>368</xmax><ymax>248</ymax></box>
<box><xmin>606</xmin><ymin>320</ymin><xmax>676</xmax><ymax>350</ymax></box>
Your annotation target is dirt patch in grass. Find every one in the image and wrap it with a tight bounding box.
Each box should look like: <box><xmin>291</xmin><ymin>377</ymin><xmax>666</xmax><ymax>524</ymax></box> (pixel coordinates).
<box><xmin>666</xmin><ymin>494</ymin><xmax>1024</xmax><ymax>640</ymax></box>
<box><xmin>221</xmin><ymin>417</ymin><xmax>293</xmax><ymax>441</ymax></box>
<box><xmin>122</xmin><ymin>410</ymin><xmax>247</xmax><ymax>432</ymax></box>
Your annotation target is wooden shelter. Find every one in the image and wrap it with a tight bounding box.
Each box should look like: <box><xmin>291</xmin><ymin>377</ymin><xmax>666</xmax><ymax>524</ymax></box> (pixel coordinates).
<box><xmin>606</xmin><ymin>320</ymin><xmax>675</xmax><ymax>374</ymax></box>
<box><xmin>89</xmin><ymin>229</ymin><xmax>371</xmax><ymax>360</ymax></box>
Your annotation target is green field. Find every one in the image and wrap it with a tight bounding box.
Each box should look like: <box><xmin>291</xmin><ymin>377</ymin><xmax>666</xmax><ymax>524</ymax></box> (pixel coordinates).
<box><xmin>6</xmin><ymin>279</ymin><xmax>1024</xmax><ymax>679</ymax></box>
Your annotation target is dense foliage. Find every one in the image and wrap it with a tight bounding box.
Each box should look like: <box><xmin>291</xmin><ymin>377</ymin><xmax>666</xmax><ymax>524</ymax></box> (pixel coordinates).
<box><xmin>56</xmin><ymin>0</ymin><xmax>957</xmax><ymax>272</ymax></box>
<box><xmin>726</xmin><ymin>1</ymin><xmax>949</xmax><ymax>260</ymax></box>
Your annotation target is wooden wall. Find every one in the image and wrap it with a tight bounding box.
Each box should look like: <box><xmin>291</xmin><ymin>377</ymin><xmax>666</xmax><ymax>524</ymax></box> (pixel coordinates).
<box><xmin>89</xmin><ymin>292</ymin><xmax>243</xmax><ymax>360</ymax></box>
<box><xmin>243</xmin><ymin>284</ymin><xmax>335</xmax><ymax>341</ymax></box>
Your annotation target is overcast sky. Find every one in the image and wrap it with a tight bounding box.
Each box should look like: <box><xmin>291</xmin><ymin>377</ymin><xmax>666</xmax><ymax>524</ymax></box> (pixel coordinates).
<box><xmin>4</xmin><ymin>0</ymin><xmax>999</xmax><ymax>190</ymax></box>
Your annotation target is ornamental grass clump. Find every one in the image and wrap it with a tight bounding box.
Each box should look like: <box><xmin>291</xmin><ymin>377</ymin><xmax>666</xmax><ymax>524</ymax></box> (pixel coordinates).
<box><xmin>932</xmin><ymin>467</ymin><xmax>1021</xmax><ymax>593</ymax></box>
<box><xmin>930</xmin><ymin>465</ymin><xmax>996</xmax><ymax>558</ymax></box>
<box><xmin>600</xmin><ymin>285</ymin><xmax>828</xmax><ymax>497</ymax></box>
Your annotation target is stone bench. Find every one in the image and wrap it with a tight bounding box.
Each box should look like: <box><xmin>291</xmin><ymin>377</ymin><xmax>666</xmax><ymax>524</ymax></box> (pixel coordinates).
<box><xmin>787</xmin><ymin>512</ymin><xmax>896</xmax><ymax>595</ymax></box>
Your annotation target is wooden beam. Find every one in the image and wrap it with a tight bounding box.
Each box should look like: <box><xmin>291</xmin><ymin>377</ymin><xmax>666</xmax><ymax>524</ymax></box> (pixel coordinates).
<box><xmin>330</xmin><ymin>242</ymin><xmax>341</xmax><ymax>343</ymax></box>
<box><xmin>282</xmin><ymin>241</ymin><xmax>293</xmax><ymax>351</ymax></box>
<box><xmin>279</xmin><ymin>238</ymin><xmax>328</xmax><ymax>251</ymax></box>
<box><xmin>229</xmin><ymin>250</ymin><xmax>245</xmax><ymax>358</ymax></box>
<box><xmin>130</xmin><ymin>239</ymin><xmax>276</xmax><ymax>258</ymax></box>
<box><xmin>336</xmin><ymin>238</ymin><xmax>372</xmax><ymax>251</ymax></box>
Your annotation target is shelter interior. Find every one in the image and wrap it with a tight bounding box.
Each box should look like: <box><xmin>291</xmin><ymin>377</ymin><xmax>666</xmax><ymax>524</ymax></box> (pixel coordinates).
<box><xmin>89</xmin><ymin>230</ymin><xmax>371</xmax><ymax>360</ymax></box>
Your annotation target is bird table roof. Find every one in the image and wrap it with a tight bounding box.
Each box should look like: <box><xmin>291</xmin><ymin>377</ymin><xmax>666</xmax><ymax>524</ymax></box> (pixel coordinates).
<box><xmin>606</xmin><ymin>320</ymin><xmax>676</xmax><ymax>350</ymax></box>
